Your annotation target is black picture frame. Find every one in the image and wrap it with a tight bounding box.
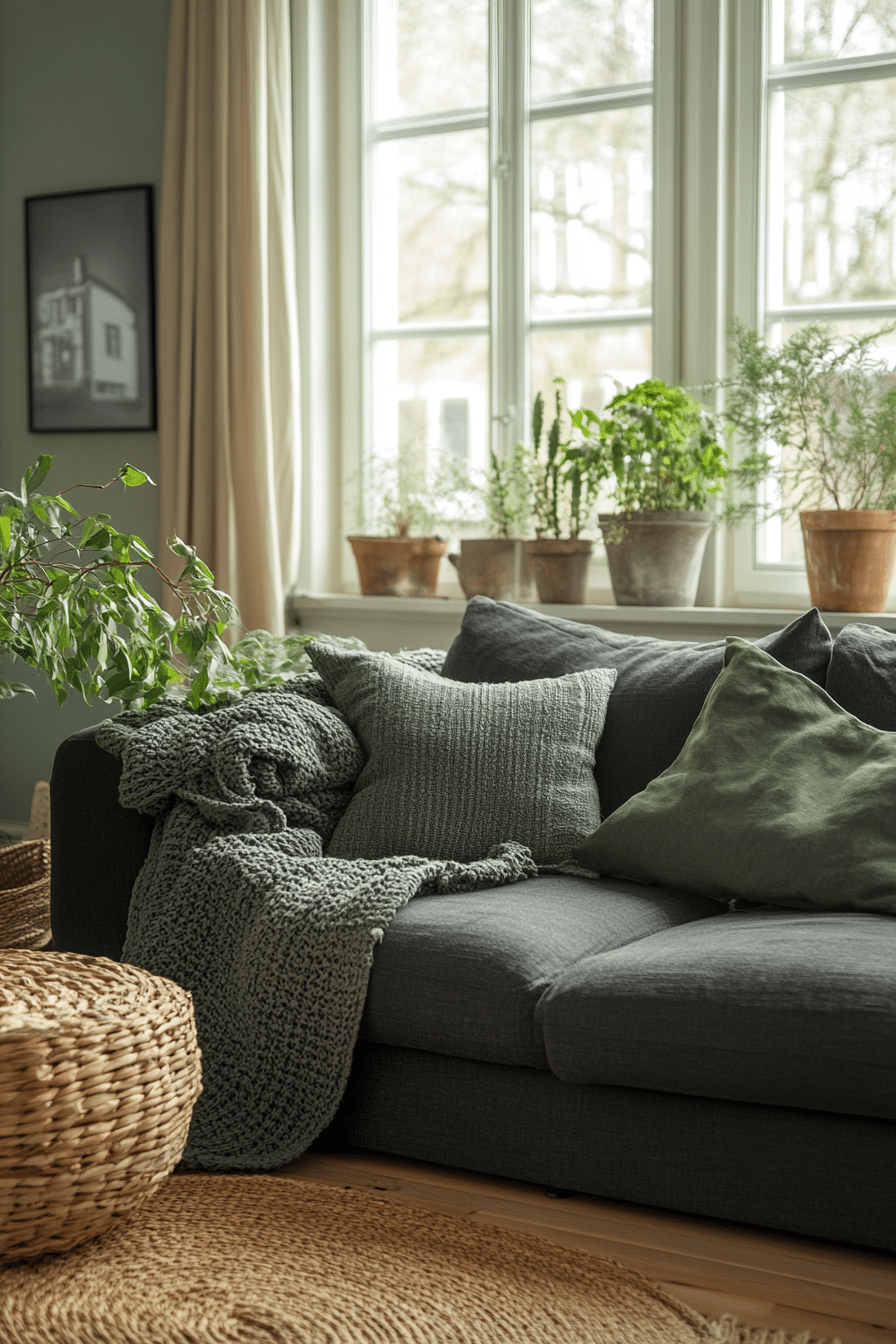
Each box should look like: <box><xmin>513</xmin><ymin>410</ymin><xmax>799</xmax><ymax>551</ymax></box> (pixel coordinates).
<box><xmin>24</xmin><ymin>185</ymin><xmax>157</xmax><ymax>433</ymax></box>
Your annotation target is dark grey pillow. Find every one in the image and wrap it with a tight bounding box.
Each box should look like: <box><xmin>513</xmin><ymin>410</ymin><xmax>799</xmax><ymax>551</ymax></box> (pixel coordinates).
<box><xmin>824</xmin><ymin>622</ymin><xmax>896</xmax><ymax>730</ymax></box>
<box><xmin>442</xmin><ymin>597</ymin><xmax>833</xmax><ymax>817</ymax></box>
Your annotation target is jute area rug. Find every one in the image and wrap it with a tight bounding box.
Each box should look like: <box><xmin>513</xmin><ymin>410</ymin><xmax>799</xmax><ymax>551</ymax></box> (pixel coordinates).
<box><xmin>0</xmin><ymin>1175</ymin><xmax>841</xmax><ymax>1344</ymax></box>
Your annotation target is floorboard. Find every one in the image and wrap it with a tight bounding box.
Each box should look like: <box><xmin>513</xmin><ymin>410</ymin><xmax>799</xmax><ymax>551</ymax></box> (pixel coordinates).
<box><xmin>268</xmin><ymin>1150</ymin><xmax>896</xmax><ymax>1344</ymax></box>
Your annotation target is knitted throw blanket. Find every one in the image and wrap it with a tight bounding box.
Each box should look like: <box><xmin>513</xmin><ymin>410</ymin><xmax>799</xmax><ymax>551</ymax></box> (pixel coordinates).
<box><xmin>97</xmin><ymin>676</ymin><xmax>536</xmax><ymax>1171</ymax></box>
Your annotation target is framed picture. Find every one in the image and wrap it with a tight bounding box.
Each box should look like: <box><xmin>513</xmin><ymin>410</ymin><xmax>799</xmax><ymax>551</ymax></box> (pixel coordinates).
<box><xmin>24</xmin><ymin>185</ymin><xmax>157</xmax><ymax>433</ymax></box>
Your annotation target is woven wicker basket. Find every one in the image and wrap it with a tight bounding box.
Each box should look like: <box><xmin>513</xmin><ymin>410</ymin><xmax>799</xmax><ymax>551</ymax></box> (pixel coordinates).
<box><xmin>0</xmin><ymin>839</ymin><xmax>51</xmax><ymax>949</ymax></box>
<box><xmin>0</xmin><ymin>949</ymin><xmax>203</xmax><ymax>1260</ymax></box>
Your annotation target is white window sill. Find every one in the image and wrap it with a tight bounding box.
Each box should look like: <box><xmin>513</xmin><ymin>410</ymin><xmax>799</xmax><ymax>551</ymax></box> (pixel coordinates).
<box><xmin>288</xmin><ymin>592</ymin><xmax>896</xmax><ymax>652</ymax></box>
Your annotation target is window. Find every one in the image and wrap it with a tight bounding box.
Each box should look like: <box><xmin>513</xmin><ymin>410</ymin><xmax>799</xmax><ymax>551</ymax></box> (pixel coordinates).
<box><xmin>363</xmin><ymin>0</ymin><xmax>654</xmax><ymax>496</ymax></box>
<box><xmin>105</xmin><ymin>323</ymin><xmax>122</xmax><ymax>359</ymax></box>
<box><xmin>747</xmin><ymin>0</ymin><xmax>896</xmax><ymax>583</ymax></box>
<box><xmin>316</xmin><ymin>0</ymin><xmax>896</xmax><ymax>605</ymax></box>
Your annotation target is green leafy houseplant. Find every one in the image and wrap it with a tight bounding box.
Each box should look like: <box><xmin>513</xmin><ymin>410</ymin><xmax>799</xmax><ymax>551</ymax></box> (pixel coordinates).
<box><xmin>572</xmin><ymin>378</ymin><xmax>729</xmax><ymax>540</ymax></box>
<box><xmin>717</xmin><ymin>319</ymin><xmax>896</xmax><ymax>513</ymax></box>
<box><xmin>349</xmin><ymin>445</ymin><xmax>485</xmax><ymax>599</ymax></box>
<box><xmin>0</xmin><ymin>455</ymin><xmax>314</xmax><ymax>710</ymax></box>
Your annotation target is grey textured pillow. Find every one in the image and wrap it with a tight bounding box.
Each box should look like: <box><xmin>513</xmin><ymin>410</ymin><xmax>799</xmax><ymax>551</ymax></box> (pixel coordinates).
<box><xmin>307</xmin><ymin>642</ymin><xmax>617</xmax><ymax>864</ymax></box>
<box><xmin>442</xmin><ymin>597</ymin><xmax>833</xmax><ymax>816</ymax></box>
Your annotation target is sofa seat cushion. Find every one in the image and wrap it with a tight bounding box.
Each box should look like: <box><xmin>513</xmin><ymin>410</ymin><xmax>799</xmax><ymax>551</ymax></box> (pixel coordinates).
<box><xmin>359</xmin><ymin>874</ymin><xmax>718</xmax><ymax>1068</ymax></box>
<box><xmin>539</xmin><ymin>908</ymin><xmax>896</xmax><ymax>1119</ymax></box>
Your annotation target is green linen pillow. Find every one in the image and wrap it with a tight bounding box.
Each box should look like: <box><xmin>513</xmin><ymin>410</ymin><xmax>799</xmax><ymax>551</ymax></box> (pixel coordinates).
<box><xmin>307</xmin><ymin>641</ymin><xmax>617</xmax><ymax>865</ymax></box>
<box><xmin>574</xmin><ymin>637</ymin><xmax>896</xmax><ymax>914</ymax></box>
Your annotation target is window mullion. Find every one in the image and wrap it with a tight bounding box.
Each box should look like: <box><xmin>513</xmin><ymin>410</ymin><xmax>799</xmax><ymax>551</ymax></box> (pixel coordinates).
<box><xmin>651</xmin><ymin>0</ymin><xmax>679</xmax><ymax>384</ymax></box>
<box><xmin>490</xmin><ymin>0</ymin><xmax>528</xmax><ymax>459</ymax></box>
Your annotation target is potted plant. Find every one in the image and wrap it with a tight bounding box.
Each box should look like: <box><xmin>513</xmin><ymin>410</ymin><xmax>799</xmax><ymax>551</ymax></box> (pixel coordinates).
<box><xmin>0</xmin><ymin>455</ymin><xmax>314</xmax><ymax>709</ymax></box>
<box><xmin>718</xmin><ymin>319</ymin><xmax>896</xmax><ymax>612</ymax></box>
<box><xmin>573</xmin><ymin>378</ymin><xmax>729</xmax><ymax>607</ymax></box>
<box><xmin>447</xmin><ymin>443</ymin><xmax>534</xmax><ymax>602</ymax></box>
<box><xmin>522</xmin><ymin>380</ymin><xmax>601</xmax><ymax>604</ymax></box>
<box><xmin>348</xmin><ymin>447</ymin><xmax>479</xmax><ymax>598</ymax></box>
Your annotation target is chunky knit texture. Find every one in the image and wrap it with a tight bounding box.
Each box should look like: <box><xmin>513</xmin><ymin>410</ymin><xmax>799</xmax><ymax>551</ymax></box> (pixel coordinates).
<box><xmin>309</xmin><ymin>642</ymin><xmax>617</xmax><ymax>864</ymax></box>
<box><xmin>96</xmin><ymin>663</ymin><xmax>537</xmax><ymax>1170</ymax></box>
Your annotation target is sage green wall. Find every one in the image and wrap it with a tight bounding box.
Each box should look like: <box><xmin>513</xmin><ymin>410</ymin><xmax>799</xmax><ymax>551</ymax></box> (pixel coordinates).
<box><xmin>0</xmin><ymin>0</ymin><xmax>171</xmax><ymax>827</ymax></box>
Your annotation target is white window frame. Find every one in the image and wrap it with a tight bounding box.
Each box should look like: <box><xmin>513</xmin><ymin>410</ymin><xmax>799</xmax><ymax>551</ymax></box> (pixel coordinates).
<box><xmin>292</xmin><ymin>0</ymin><xmax>896</xmax><ymax>610</ymax></box>
<box><xmin>333</xmin><ymin>0</ymin><xmax>694</xmax><ymax>600</ymax></box>
<box><xmin>728</xmin><ymin>2</ymin><xmax>896</xmax><ymax>609</ymax></box>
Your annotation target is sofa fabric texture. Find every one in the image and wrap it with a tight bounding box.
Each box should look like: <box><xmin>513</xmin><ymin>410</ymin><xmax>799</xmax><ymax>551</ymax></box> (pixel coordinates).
<box><xmin>308</xmin><ymin>641</ymin><xmax>617</xmax><ymax>864</ymax></box>
<box><xmin>575</xmin><ymin>637</ymin><xmax>896</xmax><ymax>916</ymax></box>
<box><xmin>441</xmin><ymin>597</ymin><xmax>833</xmax><ymax>817</ymax></box>
<box><xmin>538</xmin><ymin>907</ymin><xmax>896</xmax><ymax>1118</ymax></box>
<box><xmin>331</xmin><ymin>1044</ymin><xmax>896</xmax><ymax>1252</ymax></box>
<box><xmin>360</xmin><ymin>873</ymin><xmax>719</xmax><ymax>1069</ymax></box>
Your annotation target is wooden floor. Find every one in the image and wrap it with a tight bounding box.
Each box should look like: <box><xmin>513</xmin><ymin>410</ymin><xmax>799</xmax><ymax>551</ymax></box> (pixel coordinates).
<box><xmin>268</xmin><ymin>1149</ymin><xmax>896</xmax><ymax>1344</ymax></box>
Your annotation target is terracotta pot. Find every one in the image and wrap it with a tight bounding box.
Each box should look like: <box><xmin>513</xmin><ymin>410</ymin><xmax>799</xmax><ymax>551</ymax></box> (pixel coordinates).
<box><xmin>524</xmin><ymin>538</ymin><xmax>593</xmax><ymax>604</ymax></box>
<box><xmin>447</xmin><ymin>538</ymin><xmax>533</xmax><ymax>602</ymax></box>
<box><xmin>800</xmin><ymin>510</ymin><xmax>896</xmax><ymax>612</ymax></box>
<box><xmin>598</xmin><ymin>510</ymin><xmax>712</xmax><ymax>607</ymax></box>
<box><xmin>348</xmin><ymin>536</ymin><xmax>449</xmax><ymax>598</ymax></box>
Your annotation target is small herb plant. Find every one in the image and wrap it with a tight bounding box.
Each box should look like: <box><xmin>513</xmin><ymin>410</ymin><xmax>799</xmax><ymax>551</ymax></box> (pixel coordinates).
<box><xmin>524</xmin><ymin>379</ymin><xmax>598</xmax><ymax>539</ymax></box>
<box><xmin>363</xmin><ymin>446</ymin><xmax>481</xmax><ymax>537</ymax></box>
<box><xmin>574</xmin><ymin>378</ymin><xmax>729</xmax><ymax>521</ymax></box>
<box><xmin>716</xmin><ymin>319</ymin><xmax>896</xmax><ymax>513</ymax></box>
<box><xmin>483</xmin><ymin>442</ymin><xmax>531</xmax><ymax>538</ymax></box>
<box><xmin>0</xmin><ymin>455</ymin><xmax>314</xmax><ymax>709</ymax></box>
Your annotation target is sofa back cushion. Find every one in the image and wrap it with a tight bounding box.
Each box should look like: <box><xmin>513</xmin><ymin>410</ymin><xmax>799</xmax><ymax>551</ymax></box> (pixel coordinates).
<box><xmin>824</xmin><ymin>621</ymin><xmax>896</xmax><ymax>729</ymax></box>
<box><xmin>442</xmin><ymin>598</ymin><xmax>833</xmax><ymax>816</ymax></box>
<box><xmin>307</xmin><ymin>641</ymin><xmax>616</xmax><ymax>864</ymax></box>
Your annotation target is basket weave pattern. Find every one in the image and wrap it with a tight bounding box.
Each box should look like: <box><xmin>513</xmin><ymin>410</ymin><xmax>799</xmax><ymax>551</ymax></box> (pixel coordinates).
<box><xmin>0</xmin><ymin>949</ymin><xmax>203</xmax><ymax>1260</ymax></box>
<box><xmin>0</xmin><ymin>840</ymin><xmax>51</xmax><ymax>950</ymax></box>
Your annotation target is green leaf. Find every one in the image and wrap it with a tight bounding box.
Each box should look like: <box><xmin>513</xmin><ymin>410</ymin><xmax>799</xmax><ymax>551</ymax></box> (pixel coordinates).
<box><xmin>119</xmin><ymin>464</ymin><xmax>153</xmax><ymax>488</ymax></box>
<box><xmin>0</xmin><ymin>514</ymin><xmax>10</xmax><ymax>556</ymax></box>
<box><xmin>23</xmin><ymin>455</ymin><xmax>53</xmax><ymax>496</ymax></box>
<box><xmin>102</xmin><ymin>669</ymin><xmax>134</xmax><ymax>696</ymax></box>
<box><xmin>187</xmin><ymin>663</ymin><xmax>211</xmax><ymax>709</ymax></box>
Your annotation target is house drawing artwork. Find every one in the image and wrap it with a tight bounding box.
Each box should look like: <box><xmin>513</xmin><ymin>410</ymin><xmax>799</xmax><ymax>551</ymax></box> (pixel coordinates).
<box><xmin>34</xmin><ymin>256</ymin><xmax>138</xmax><ymax>402</ymax></box>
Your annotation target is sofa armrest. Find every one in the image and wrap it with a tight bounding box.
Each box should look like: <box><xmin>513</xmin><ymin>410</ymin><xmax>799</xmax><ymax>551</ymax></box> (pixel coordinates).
<box><xmin>50</xmin><ymin>725</ymin><xmax>154</xmax><ymax>960</ymax></box>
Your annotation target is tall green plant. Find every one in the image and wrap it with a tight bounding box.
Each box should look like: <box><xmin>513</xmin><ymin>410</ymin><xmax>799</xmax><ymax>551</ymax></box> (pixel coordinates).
<box><xmin>0</xmin><ymin>455</ymin><xmax>313</xmax><ymax>709</ymax></box>
<box><xmin>717</xmin><ymin>319</ymin><xmax>896</xmax><ymax>513</ymax></box>
<box><xmin>524</xmin><ymin>378</ymin><xmax>596</xmax><ymax>539</ymax></box>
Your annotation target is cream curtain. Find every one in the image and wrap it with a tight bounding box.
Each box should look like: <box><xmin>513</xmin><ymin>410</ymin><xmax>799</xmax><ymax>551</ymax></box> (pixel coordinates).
<box><xmin>158</xmin><ymin>0</ymin><xmax>300</xmax><ymax>636</ymax></box>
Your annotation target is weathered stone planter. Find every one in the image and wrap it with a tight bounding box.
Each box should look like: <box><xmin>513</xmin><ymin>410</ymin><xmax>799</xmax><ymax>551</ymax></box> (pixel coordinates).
<box><xmin>598</xmin><ymin>510</ymin><xmax>712</xmax><ymax>607</ymax></box>
<box><xmin>524</xmin><ymin>538</ymin><xmax>593</xmax><ymax>604</ymax></box>
<box><xmin>448</xmin><ymin>538</ymin><xmax>533</xmax><ymax>602</ymax></box>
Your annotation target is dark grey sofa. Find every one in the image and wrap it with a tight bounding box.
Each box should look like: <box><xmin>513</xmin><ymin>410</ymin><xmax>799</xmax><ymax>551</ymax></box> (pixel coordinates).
<box><xmin>50</xmin><ymin>599</ymin><xmax>896</xmax><ymax>1254</ymax></box>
